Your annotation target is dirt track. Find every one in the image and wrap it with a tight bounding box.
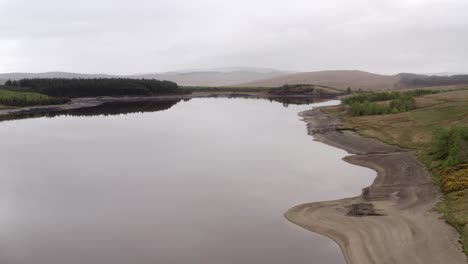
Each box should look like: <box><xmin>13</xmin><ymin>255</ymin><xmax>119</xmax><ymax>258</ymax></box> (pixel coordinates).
<box><xmin>285</xmin><ymin>108</ymin><xmax>466</xmax><ymax>264</ymax></box>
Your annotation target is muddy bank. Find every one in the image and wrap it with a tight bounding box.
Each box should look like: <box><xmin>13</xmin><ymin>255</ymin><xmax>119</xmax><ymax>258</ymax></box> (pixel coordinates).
<box><xmin>285</xmin><ymin>108</ymin><xmax>466</xmax><ymax>264</ymax></box>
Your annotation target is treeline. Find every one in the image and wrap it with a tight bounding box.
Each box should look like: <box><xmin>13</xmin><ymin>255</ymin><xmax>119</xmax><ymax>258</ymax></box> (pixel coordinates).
<box><xmin>5</xmin><ymin>78</ymin><xmax>182</xmax><ymax>98</ymax></box>
<box><xmin>343</xmin><ymin>90</ymin><xmax>436</xmax><ymax>116</ymax></box>
<box><xmin>399</xmin><ymin>73</ymin><xmax>468</xmax><ymax>86</ymax></box>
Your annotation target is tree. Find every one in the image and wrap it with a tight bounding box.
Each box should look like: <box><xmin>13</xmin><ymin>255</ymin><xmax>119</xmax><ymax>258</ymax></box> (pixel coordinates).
<box><xmin>4</xmin><ymin>79</ymin><xmax>12</xmax><ymax>86</ymax></box>
<box><xmin>346</xmin><ymin>87</ymin><xmax>352</xmax><ymax>94</ymax></box>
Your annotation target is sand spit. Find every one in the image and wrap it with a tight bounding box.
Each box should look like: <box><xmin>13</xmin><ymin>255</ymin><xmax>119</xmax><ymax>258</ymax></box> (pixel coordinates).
<box><xmin>285</xmin><ymin>108</ymin><xmax>466</xmax><ymax>264</ymax></box>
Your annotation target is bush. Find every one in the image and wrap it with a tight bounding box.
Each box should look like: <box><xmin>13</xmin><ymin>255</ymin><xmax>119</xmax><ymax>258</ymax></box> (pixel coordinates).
<box><xmin>344</xmin><ymin>90</ymin><xmax>433</xmax><ymax>116</ymax></box>
<box><xmin>389</xmin><ymin>95</ymin><xmax>415</xmax><ymax>112</ymax></box>
<box><xmin>432</xmin><ymin>127</ymin><xmax>468</xmax><ymax>167</ymax></box>
<box><xmin>342</xmin><ymin>90</ymin><xmax>436</xmax><ymax>105</ymax></box>
<box><xmin>349</xmin><ymin>101</ymin><xmax>390</xmax><ymax>116</ymax></box>
<box><xmin>436</xmin><ymin>165</ymin><xmax>468</xmax><ymax>193</ymax></box>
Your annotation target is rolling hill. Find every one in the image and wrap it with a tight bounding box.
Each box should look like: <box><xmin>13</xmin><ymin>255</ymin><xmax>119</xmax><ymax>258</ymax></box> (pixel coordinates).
<box><xmin>3</xmin><ymin>70</ymin><xmax>467</xmax><ymax>91</ymax></box>
<box><xmin>234</xmin><ymin>70</ymin><xmax>401</xmax><ymax>91</ymax></box>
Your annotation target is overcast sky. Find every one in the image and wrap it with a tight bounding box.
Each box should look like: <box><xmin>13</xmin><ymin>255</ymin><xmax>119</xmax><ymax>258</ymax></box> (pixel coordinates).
<box><xmin>0</xmin><ymin>0</ymin><xmax>467</xmax><ymax>74</ymax></box>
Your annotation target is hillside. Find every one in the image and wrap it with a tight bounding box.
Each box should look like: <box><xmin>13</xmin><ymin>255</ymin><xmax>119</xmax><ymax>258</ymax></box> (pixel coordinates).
<box><xmin>132</xmin><ymin>70</ymin><xmax>288</xmax><ymax>86</ymax></box>
<box><xmin>234</xmin><ymin>70</ymin><xmax>400</xmax><ymax>91</ymax></box>
<box><xmin>4</xmin><ymin>70</ymin><xmax>468</xmax><ymax>91</ymax></box>
<box><xmin>0</xmin><ymin>68</ymin><xmax>288</xmax><ymax>87</ymax></box>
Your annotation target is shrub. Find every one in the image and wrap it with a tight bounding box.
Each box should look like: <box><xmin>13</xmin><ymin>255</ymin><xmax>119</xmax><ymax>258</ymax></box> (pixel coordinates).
<box><xmin>344</xmin><ymin>90</ymin><xmax>434</xmax><ymax>116</ymax></box>
<box><xmin>436</xmin><ymin>165</ymin><xmax>468</xmax><ymax>193</ymax></box>
<box><xmin>432</xmin><ymin>127</ymin><xmax>468</xmax><ymax>167</ymax></box>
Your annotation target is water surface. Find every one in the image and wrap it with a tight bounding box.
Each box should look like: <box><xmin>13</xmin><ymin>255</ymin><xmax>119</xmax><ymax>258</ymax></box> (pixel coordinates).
<box><xmin>0</xmin><ymin>98</ymin><xmax>374</xmax><ymax>264</ymax></box>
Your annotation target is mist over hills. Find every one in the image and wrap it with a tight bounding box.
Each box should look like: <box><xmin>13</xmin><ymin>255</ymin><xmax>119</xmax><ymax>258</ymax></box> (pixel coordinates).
<box><xmin>0</xmin><ymin>68</ymin><xmax>288</xmax><ymax>87</ymax></box>
<box><xmin>234</xmin><ymin>70</ymin><xmax>401</xmax><ymax>90</ymax></box>
<box><xmin>1</xmin><ymin>69</ymin><xmax>468</xmax><ymax>91</ymax></box>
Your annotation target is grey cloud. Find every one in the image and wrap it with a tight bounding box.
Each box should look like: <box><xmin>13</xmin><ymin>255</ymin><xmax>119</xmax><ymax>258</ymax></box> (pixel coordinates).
<box><xmin>0</xmin><ymin>0</ymin><xmax>467</xmax><ymax>74</ymax></box>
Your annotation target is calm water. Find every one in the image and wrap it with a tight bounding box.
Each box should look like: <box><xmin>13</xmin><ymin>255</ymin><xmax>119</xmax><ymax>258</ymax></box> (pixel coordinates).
<box><xmin>0</xmin><ymin>98</ymin><xmax>374</xmax><ymax>264</ymax></box>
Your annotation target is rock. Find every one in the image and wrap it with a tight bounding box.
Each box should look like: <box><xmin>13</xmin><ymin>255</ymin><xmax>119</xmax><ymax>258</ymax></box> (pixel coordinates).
<box><xmin>346</xmin><ymin>203</ymin><xmax>383</xmax><ymax>216</ymax></box>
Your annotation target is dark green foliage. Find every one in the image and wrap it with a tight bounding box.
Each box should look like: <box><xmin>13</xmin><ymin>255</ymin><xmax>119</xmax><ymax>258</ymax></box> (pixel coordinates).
<box><xmin>389</xmin><ymin>95</ymin><xmax>415</xmax><ymax>112</ymax></box>
<box><xmin>399</xmin><ymin>73</ymin><xmax>468</xmax><ymax>86</ymax></box>
<box><xmin>14</xmin><ymin>78</ymin><xmax>181</xmax><ymax>98</ymax></box>
<box><xmin>432</xmin><ymin>127</ymin><xmax>468</xmax><ymax>167</ymax></box>
<box><xmin>350</xmin><ymin>101</ymin><xmax>390</xmax><ymax>116</ymax></box>
<box><xmin>344</xmin><ymin>90</ymin><xmax>432</xmax><ymax>116</ymax></box>
<box><xmin>4</xmin><ymin>79</ymin><xmax>12</xmax><ymax>86</ymax></box>
<box><xmin>342</xmin><ymin>90</ymin><xmax>436</xmax><ymax>105</ymax></box>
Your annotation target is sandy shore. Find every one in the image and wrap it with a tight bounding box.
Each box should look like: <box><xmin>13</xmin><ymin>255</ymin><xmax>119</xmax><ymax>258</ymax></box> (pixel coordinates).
<box><xmin>285</xmin><ymin>108</ymin><xmax>466</xmax><ymax>264</ymax></box>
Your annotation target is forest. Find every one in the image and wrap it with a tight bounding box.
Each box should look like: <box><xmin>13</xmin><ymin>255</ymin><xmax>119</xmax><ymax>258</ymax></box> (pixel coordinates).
<box><xmin>399</xmin><ymin>73</ymin><xmax>468</xmax><ymax>86</ymax></box>
<box><xmin>4</xmin><ymin>78</ymin><xmax>182</xmax><ymax>97</ymax></box>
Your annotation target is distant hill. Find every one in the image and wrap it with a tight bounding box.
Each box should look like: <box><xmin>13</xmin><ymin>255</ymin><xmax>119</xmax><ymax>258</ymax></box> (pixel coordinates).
<box><xmin>0</xmin><ymin>72</ymin><xmax>113</xmax><ymax>87</ymax></box>
<box><xmin>0</xmin><ymin>72</ymin><xmax>112</xmax><ymax>80</ymax></box>
<box><xmin>132</xmin><ymin>70</ymin><xmax>289</xmax><ymax>87</ymax></box>
<box><xmin>234</xmin><ymin>70</ymin><xmax>400</xmax><ymax>91</ymax></box>
<box><xmin>0</xmin><ymin>68</ymin><xmax>289</xmax><ymax>87</ymax></box>
<box><xmin>3</xmin><ymin>70</ymin><xmax>467</xmax><ymax>91</ymax></box>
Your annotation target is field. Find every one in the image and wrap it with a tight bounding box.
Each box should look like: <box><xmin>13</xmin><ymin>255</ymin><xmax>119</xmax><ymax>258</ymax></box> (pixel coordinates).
<box><xmin>0</xmin><ymin>88</ymin><xmax>70</xmax><ymax>107</ymax></box>
<box><xmin>324</xmin><ymin>88</ymin><xmax>468</xmax><ymax>254</ymax></box>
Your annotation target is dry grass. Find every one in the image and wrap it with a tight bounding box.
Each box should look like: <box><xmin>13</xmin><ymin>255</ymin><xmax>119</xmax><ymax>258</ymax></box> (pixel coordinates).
<box><xmin>326</xmin><ymin>90</ymin><xmax>468</xmax><ymax>149</ymax></box>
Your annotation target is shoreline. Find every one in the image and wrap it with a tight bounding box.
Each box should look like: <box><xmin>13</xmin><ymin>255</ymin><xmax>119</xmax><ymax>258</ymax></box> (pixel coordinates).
<box><xmin>285</xmin><ymin>107</ymin><xmax>466</xmax><ymax>263</ymax></box>
<box><xmin>0</xmin><ymin>92</ymin><xmax>331</xmax><ymax>118</ymax></box>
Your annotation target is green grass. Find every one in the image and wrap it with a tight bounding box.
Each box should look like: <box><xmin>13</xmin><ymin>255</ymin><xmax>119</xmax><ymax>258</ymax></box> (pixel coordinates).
<box><xmin>0</xmin><ymin>88</ymin><xmax>70</xmax><ymax>107</ymax></box>
<box><xmin>411</xmin><ymin>102</ymin><xmax>468</xmax><ymax>124</ymax></box>
<box><xmin>436</xmin><ymin>190</ymin><xmax>468</xmax><ymax>254</ymax></box>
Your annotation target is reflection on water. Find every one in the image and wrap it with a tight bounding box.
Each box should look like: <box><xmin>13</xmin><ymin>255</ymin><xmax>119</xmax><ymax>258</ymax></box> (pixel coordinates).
<box><xmin>0</xmin><ymin>99</ymin><xmax>183</xmax><ymax>122</ymax></box>
<box><xmin>0</xmin><ymin>96</ymin><xmax>320</xmax><ymax>123</ymax></box>
<box><xmin>0</xmin><ymin>98</ymin><xmax>374</xmax><ymax>264</ymax></box>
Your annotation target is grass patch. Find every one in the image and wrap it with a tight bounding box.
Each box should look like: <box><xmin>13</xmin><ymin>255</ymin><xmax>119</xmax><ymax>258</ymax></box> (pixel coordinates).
<box><xmin>0</xmin><ymin>88</ymin><xmax>70</xmax><ymax>107</ymax></box>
